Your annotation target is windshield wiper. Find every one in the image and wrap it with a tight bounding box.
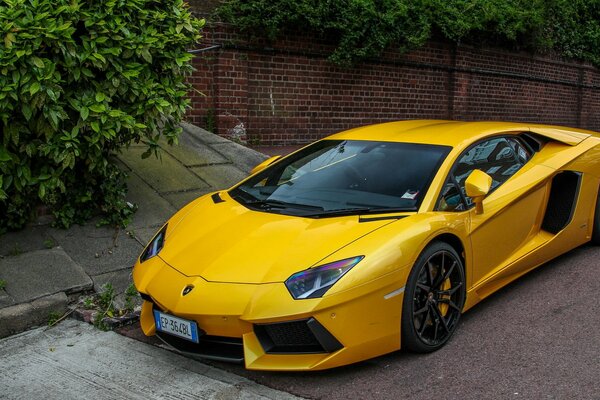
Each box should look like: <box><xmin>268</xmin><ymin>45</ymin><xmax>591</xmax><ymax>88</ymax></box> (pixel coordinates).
<box><xmin>231</xmin><ymin>188</ymin><xmax>325</xmax><ymax>212</ymax></box>
<box><xmin>230</xmin><ymin>187</ymin><xmax>260</xmax><ymax>203</ymax></box>
<box><xmin>303</xmin><ymin>207</ymin><xmax>413</xmax><ymax>218</ymax></box>
<box><xmin>246</xmin><ymin>199</ymin><xmax>325</xmax><ymax>211</ymax></box>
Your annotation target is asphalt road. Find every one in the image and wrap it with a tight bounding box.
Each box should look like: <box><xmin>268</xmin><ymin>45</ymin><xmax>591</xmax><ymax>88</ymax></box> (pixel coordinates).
<box><xmin>196</xmin><ymin>244</ymin><xmax>600</xmax><ymax>400</ymax></box>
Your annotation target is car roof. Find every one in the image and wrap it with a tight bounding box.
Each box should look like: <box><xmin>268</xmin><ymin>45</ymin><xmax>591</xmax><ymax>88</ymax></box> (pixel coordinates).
<box><xmin>328</xmin><ymin>120</ymin><xmax>599</xmax><ymax>149</ymax></box>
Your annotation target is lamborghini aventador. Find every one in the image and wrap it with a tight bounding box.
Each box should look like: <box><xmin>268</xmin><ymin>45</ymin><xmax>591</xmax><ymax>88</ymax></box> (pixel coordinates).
<box><xmin>133</xmin><ymin>120</ymin><xmax>600</xmax><ymax>370</ymax></box>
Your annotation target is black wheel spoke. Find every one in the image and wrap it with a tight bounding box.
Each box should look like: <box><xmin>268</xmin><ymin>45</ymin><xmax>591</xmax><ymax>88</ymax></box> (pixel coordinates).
<box><xmin>417</xmin><ymin>307</ymin><xmax>431</xmax><ymax>336</ymax></box>
<box><xmin>414</xmin><ymin>304</ymin><xmax>429</xmax><ymax>315</ymax></box>
<box><xmin>431</xmin><ymin>304</ymin><xmax>450</xmax><ymax>333</ymax></box>
<box><xmin>437</xmin><ymin>298</ymin><xmax>461</xmax><ymax>312</ymax></box>
<box><xmin>426</xmin><ymin>261</ymin><xmax>435</xmax><ymax>286</ymax></box>
<box><xmin>434</xmin><ymin>260</ymin><xmax>456</xmax><ymax>288</ymax></box>
<box><xmin>416</xmin><ymin>282</ymin><xmax>430</xmax><ymax>292</ymax></box>
<box><xmin>438</xmin><ymin>282</ymin><xmax>463</xmax><ymax>296</ymax></box>
<box><xmin>432</xmin><ymin>306</ymin><xmax>439</xmax><ymax>342</ymax></box>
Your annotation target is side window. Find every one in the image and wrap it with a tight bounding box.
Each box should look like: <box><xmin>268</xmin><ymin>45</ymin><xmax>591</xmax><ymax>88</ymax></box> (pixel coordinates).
<box><xmin>437</xmin><ymin>136</ymin><xmax>529</xmax><ymax>211</ymax></box>
<box><xmin>438</xmin><ymin>178</ymin><xmax>466</xmax><ymax>211</ymax></box>
<box><xmin>507</xmin><ymin>137</ymin><xmax>532</xmax><ymax>165</ymax></box>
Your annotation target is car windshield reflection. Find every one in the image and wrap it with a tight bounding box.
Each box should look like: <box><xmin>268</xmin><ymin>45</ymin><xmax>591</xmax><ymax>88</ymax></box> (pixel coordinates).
<box><xmin>231</xmin><ymin>140</ymin><xmax>451</xmax><ymax>217</ymax></box>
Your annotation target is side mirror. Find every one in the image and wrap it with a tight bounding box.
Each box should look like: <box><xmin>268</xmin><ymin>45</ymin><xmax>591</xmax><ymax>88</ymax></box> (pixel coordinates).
<box><xmin>250</xmin><ymin>155</ymin><xmax>281</xmax><ymax>175</ymax></box>
<box><xmin>465</xmin><ymin>169</ymin><xmax>492</xmax><ymax>214</ymax></box>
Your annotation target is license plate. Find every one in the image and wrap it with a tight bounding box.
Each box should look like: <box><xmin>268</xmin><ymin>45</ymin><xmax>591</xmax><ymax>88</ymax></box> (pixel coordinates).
<box><xmin>153</xmin><ymin>310</ymin><xmax>200</xmax><ymax>343</ymax></box>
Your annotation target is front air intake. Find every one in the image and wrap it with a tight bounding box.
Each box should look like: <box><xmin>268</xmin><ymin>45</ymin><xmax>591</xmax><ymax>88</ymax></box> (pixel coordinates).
<box><xmin>254</xmin><ymin>318</ymin><xmax>343</xmax><ymax>354</ymax></box>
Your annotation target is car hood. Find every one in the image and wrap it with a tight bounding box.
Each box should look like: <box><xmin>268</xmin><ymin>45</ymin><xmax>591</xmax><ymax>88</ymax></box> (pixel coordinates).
<box><xmin>158</xmin><ymin>193</ymin><xmax>397</xmax><ymax>284</ymax></box>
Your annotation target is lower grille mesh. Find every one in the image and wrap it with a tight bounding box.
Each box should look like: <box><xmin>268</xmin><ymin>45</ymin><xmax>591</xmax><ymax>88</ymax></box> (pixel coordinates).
<box><xmin>255</xmin><ymin>318</ymin><xmax>343</xmax><ymax>354</ymax></box>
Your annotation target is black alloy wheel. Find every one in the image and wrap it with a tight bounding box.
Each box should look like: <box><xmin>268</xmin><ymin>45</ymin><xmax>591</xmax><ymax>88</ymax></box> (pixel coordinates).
<box><xmin>401</xmin><ymin>241</ymin><xmax>466</xmax><ymax>353</ymax></box>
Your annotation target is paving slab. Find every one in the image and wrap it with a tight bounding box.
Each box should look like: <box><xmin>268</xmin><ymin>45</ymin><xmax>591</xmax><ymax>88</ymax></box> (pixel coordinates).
<box><xmin>190</xmin><ymin>164</ymin><xmax>248</xmax><ymax>190</ymax></box>
<box><xmin>0</xmin><ymin>225</ymin><xmax>55</xmax><ymax>257</ymax></box>
<box><xmin>0</xmin><ymin>248</ymin><xmax>92</xmax><ymax>303</ymax></box>
<box><xmin>91</xmin><ymin>267</ymin><xmax>133</xmax><ymax>292</ymax></box>
<box><xmin>119</xmin><ymin>146</ymin><xmax>210</xmax><ymax>194</ymax></box>
<box><xmin>162</xmin><ymin>188</ymin><xmax>213</xmax><ymax>209</ymax></box>
<box><xmin>161</xmin><ymin>133</ymin><xmax>229</xmax><ymax>166</ymax></box>
<box><xmin>0</xmin><ymin>319</ymin><xmax>302</xmax><ymax>400</ymax></box>
<box><xmin>211</xmin><ymin>142</ymin><xmax>268</xmax><ymax>173</ymax></box>
<box><xmin>125</xmin><ymin>171</ymin><xmax>177</xmax><ymax>230</ymax></box>
<box><xmin>53</xmin><ymin>226</ymin><xmax>143</xmax><ymax>276</ymax></box>
<box><xmin>182</xmin><ymin>121</ymin><xmax>232</xmax><ymax>144</ymax></box>
<box><xmin>0</xmin><ymin>289</ymin><xmax>14</xmax><ymax>308</ymax></box>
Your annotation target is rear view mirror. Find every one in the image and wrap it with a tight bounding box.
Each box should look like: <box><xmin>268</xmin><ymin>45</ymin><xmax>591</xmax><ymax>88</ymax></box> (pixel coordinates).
<box><xmin>465</xmin><ymin>169</ymin><xmax>492</xmax><ymax>214</ymax></box>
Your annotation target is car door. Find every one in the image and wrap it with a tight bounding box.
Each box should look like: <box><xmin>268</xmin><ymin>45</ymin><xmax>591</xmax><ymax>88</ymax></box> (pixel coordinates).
<box><xmin>437</xmin><ymin>136</ymin><xmax>549</xmax><ymax>289</ymax></box>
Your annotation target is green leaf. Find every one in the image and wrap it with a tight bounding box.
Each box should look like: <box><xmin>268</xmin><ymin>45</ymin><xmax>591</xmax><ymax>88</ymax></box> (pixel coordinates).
<box><xmin>29</xmin><ymin>82</ymin><xmax>41</xmax><ymax>95</ymax></box>
<box><xmin>141</xmin><ymin>149</ymin><xmax>152</xmax><ymax>159</ymax></box>
<box><xmin>0</xmin><ymin>146</ymin><xmax>11</xmax><ymax>162</ymax></box>
<box><xmin>95</xmin><ymin>92</ymin><xmax>106</xmax><ymax>102</ymax></box>
<box><xmin>90</xmin><ymin>121</ymin><xmax>100</xmax><ymax>133</ymax></box>
<box><xmin>92</xmin><ymin>53</ymin><xmax>106</xmax><ymax>63</ymax></box>
<box><xmin>31</xmin><ymin>57</ymin><xmax>44</xmax><ymax>69</ymax></box>
<box><xmin>22</xmin><ymin>104</ymin><xmax>33</xmax><ymax>121</ymax></box>
<box><xmin>4</xmin><ymin>32</ymin><xmax>15</xmax><ymax>48</ymax></box>
<box><xmin>89</xmin><ymin>104</ymin><xmax>105</xmax><ymax>113</ymax></box>
<box><xmin>80</xmin><ymin>106</ymin><xmax>89</xmax><ymax>121</ymax></box>
<box><xmin>141</xmin><ymin>49</ymin><xmax>152</xmax><ymax>63</ymax></box>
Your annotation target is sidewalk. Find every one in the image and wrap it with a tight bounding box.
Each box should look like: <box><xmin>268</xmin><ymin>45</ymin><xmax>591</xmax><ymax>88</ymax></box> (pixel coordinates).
<box><xmin>0</xmin><ymin>319</ymin><xmax>300</xmax><ymax>399</ymax></box>
<box><xmin>0</xmin><ymin>123</ymin><xmax>268</xmax><ymax>338</ymax></box>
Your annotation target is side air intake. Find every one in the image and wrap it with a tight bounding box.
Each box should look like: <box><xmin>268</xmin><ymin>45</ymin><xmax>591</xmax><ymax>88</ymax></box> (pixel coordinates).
<box><xmin>541</xmin><ymin>171</ymin><xmax>581</xmax><ymax>234</ymax></box>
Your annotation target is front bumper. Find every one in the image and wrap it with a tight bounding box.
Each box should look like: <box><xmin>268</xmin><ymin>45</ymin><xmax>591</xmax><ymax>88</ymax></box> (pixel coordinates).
<box><xmin>134</xmin><ymin>256</ymin><xmax>405</xmax><ymax>370</ymax></box>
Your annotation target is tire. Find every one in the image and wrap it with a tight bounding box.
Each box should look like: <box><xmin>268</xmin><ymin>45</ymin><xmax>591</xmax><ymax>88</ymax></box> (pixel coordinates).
<box><xmin>401</xmin><ymin>241</ymin><xmax>466</xmax><ymax>353</ymax></box>
<box><xmin>592</xmin><ymin>188</ymin><xmax>600</xmax><ymax>245</ymax></box>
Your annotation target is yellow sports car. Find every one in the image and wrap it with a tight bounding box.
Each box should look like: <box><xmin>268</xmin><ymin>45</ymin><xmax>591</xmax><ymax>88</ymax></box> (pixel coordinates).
<box><xmin>133</xmin><ymin>120</ymin><xmax>600</xmax><ymax>370</ymax></box>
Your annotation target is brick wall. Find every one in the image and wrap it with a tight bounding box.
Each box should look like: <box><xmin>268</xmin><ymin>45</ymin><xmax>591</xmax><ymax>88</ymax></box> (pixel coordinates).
<box><xmin>187</xmin><ymin>24</ymin><xmax>600</xmax><ymax>145</ymax></box>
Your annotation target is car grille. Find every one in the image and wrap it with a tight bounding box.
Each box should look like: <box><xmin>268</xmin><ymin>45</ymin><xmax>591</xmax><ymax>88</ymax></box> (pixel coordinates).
<box><xmin>254</xmin><ymin>318</ymin><xmax>343</xmax><ymax>354</ymax></box>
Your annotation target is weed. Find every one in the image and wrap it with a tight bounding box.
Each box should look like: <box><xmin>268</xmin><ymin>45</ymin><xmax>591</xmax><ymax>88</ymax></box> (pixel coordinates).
<box><xmin>43</xmin><ymin>239</ymin><xmax>55</xmax><ymax>249</ymax></box>
<box><xmin>0</xmin><ymin>279</ymin><xmax>6</xmax><ymax>290</ymax></box>
<box><xmin>97</xmin><ymin>283</ymin><xmax>116</xmax><ymax>314</ymax></box>
<box><xmin>92</xmin><ymin>283</ymin><xmax>117</xmax><ymax>330</ymax></box>
<box><xmin>124</xmin><ymin>283</ymin><xmax>139</xmax><ymax>312</ymax></box>
<box><xmin>48</xmin><ymin>311</ymin><xmax>62</xmax><ymax>326</ymax></box>
<box><xmin>82</xmin><ymin>297</ymin><xmax>95</xmax><ymax>309</ymax></box>
<box><xmin>8</xmin><ymin>244</ymin><xmax>22</xmax><ymax>256</ymax></box>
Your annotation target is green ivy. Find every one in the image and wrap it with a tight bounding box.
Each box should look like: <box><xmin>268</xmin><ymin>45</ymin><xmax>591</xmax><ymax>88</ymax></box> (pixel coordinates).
<box><xmin>0</xmin><ymin>0</ymin><xmax>204</xmax><ymax>232</ymax></box>
<box><xmin>217</xmin><ymin>0</ymin><xmax>600</xmax><ymax>66</ymax></box>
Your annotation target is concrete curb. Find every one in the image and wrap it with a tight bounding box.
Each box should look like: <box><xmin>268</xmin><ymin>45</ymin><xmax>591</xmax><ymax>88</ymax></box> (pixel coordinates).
<box><xmin>0</xmin><ymin>292</ymin><xmax>68</xmax><ymax>338</ymax></box>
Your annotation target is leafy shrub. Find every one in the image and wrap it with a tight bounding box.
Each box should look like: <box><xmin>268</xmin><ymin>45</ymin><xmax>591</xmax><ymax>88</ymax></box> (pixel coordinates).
<box><xmin>217</xmin><ymin>0</ymin><xmax>600</xmax><ymax>66</ymax></box>
<box><xmin>0</xmin><ymin>0</ymin><xmax>204</xmax><ymax>232</ymax></box>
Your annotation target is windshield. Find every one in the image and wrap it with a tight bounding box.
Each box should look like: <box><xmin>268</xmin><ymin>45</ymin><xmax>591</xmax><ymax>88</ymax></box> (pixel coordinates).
<box><xmin>230</xmin><ymin>140</ymin><xmax>451</xmax><ymax>217</ymax></box>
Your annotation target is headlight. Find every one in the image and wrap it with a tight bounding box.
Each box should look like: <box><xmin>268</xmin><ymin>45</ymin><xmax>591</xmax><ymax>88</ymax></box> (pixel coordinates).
<box><xmin>139</xmin><ymin>224</ymin><xmax>168</xmax><ymax>263</ymax></box>
<box><xmin>285</xmin><ymin>256</ymin><xmax>364</xmax><ymax>299</ymax></box>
